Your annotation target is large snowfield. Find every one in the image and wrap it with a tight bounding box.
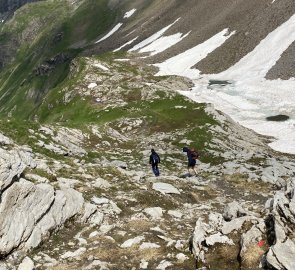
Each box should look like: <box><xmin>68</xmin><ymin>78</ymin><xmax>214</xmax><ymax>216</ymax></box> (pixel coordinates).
<box><xmin>131</xmin><ymin>16</ymin><xmax>295</xmax><ymax>154</ymax></box>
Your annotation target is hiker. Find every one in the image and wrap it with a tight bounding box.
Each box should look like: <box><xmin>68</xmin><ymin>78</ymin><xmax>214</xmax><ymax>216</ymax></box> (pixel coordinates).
<box><xmin>149</xmin><ymin>149</ymin><xmax>160</xmax><ymax>176</ymax></box>
<box><xmin>183</xmin><ymin>147</ymin><xmax>199</xmax><ymax>176</ymax></box>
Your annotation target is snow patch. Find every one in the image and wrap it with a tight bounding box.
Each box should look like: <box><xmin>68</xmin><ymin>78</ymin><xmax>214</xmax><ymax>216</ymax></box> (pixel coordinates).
<box><xmin>129</xmin><ymin>18</ymin><xmax>181</xmax><ymax>52</ymax></box>
<box><xmin>155</xmin><ymin>14</ymin><xmax>295</xmax><ymax>154</ymax></box>
<box><xmin>114</xmin><ymin>36</ymin><xmax>138</xmax><ymax>52</ymax></box>
<box><xmin>139</xmin><ymin>32</ymin><xmax>190</xmax><ymax>56</ymax></box>
<box><xmin>124</xmin><ymin>8</ymin><xmax>136</xmax><ymax>18</ymax></box>
<box><xmin>95</xmin><ymin>23</ymin><xmax>123</xmax><ymax>44</ymax></box>
<box><xmin>155</xmin><ymin>29</ymin><xmax>235</xmax><ymax>78</ymax></box>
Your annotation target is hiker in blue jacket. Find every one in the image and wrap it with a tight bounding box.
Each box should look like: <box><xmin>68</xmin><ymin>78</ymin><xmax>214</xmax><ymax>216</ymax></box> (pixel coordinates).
<box><xmin>183</xmin><ymin>147</ymin><xmax>199</xmax><ymax>176</ymax></box>
<box><xmin>149</xmin><ymin>149</ymin><xmax>160</xmax><ymax>176</ymax></box>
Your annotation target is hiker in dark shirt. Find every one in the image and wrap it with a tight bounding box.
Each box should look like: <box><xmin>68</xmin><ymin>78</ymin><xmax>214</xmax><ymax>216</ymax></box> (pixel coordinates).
<box><xmin>149</xmin><ymin>149</ymin><xmax>160</xmax><ymax>176</ymax></box>
<box><xmin>183</xmin><ymin>147</ymin><xmax>199</xmax><ymax>176</ymax></box>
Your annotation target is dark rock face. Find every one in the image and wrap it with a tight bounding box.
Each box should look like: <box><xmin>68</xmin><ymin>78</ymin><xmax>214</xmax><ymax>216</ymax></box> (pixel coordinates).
<box><xmin>33</xmin><ymin>53</ymin><xmax>70</xmax><ymax>76</ymax></box>
<box><xmin>0</xmin><ymin>0</ymin><xmax>39</xmax><ymax>14</ymax></box>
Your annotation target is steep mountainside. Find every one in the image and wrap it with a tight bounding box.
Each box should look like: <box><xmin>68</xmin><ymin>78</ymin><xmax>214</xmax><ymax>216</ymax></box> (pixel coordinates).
<box><xmin>0</xmin><ymin>0</ymin><xmax>295</xmax><ymax>152</ymax></box>
<box><xmin>0</xmin><ymin>1</ymin><xmax>295</xmax><ymax>269</ymax></box>
<box><xmin>0</xmin><ymin>0</ymin><xmax>38</xmax><ymax>13</ymax></box>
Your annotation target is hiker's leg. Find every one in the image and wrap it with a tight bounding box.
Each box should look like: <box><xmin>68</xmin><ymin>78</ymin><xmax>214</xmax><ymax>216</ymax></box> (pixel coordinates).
<box><xmin>193</xmin><ymin>166</ymin><xmax>198</xmax><ymax>175</ymax></box>
<box><xmin>188</xmin><ymin>167</ymin><xmax>192</xmax><ymax>176</ymax></box>
<box><xmin>152</xmin><ymin>165</ymin><xmax>157</xmax><ymax>176</ymax></box>
<box><xmin>155</xmin><ymin>164</ymin><xmax>160</xmax><ymax>176</ymax></box>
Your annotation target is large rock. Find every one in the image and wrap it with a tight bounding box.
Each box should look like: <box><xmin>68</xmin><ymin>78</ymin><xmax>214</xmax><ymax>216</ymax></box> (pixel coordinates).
<box><xmin>0</xmin><ymin>133</ymin><xmax>12</xmax><ymax>145</ymax></box>
<box><xmin>53</xmin><ymin>127</ymin><xmax>87</xmax><ymax>156</ymax></box>
<box><xmin>222</xmin><ymin>216</ymin><xmax>252</xmax><ymax>235</ymax></box>
<box><xmin>267</xmin><ymin>239</ymin><xmax>295</xmax><ymax>270</ymax></box>
<box><xmin>0</xmin><ymin>179</ymin><xmax>55</xmax><ymax>256</ymax></box>
<box><xmin>144</xmin><ymin>207</ymin><xmax>163</xmax><ymax>219</ymax></box>
<box><xmin>0</xmin><ymin>149</ymin><xmax>27</xmax><ymax>192</ymax></box>
<box><xmin>121</xmin><ymin>236</ymin><xmax>145</xmax><ymax>248</ymax></box>
<box><xmin>0</xmin><ymin>176</ymin><xmax>85</xmax><ymax>256</ymax></box>
<box><xmin>205</xmin><ymin>232</ymin><xmax>233</xmax><ymax>246</ymax></box>
<box><xmin>223</xmin><ymin>201</ymin><xmax>247</xmax><ymax>221</ymax></box>
<box><xmin>265</xmin><ymin>186</ymin><xmax>295</xmax><ymax>269</ymax></box>
<box><xmin>239</xmin><ymin>225</ymin><xmax>265</xmax><ymax>269</ymax></box>
<box><xmin>152</xmin><ymin>182</ymin><xmax>180</xmax><ymax>195</ymax></box>
<box><xmin>18</xmin><ymin>257</ymin><xmax>34</xmax><ymax>270</ymax></box>
<box><xmin>0</xmin><ymin>263</ymin><xmax>8</xmax><ymax>270</ymax></box>
<box><xmin>25</xmin><ymin>188</ymin><xmax>84</xmax><ymax>249</ymax></box>
<box><xmin>191</xmin><ymin>218</ymin><xmax>209</xmax><ymax>262</ymax></box>
<box><xmin>60</xmin><ymin>247</ymin><xmax>86</xmax><ymax>260</ymax></box>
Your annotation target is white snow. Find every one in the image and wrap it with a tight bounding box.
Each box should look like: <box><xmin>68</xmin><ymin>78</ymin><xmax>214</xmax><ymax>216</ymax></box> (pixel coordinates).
<box><xmin>138</xmin><ymin>32</ymin><xmax>190</xmax><ymax>56</ymax></box>
<box><xmin>155</xmin><ymin>14</ymin><xmax>295</xmax><ymax>154</ymax></box>
<box><xmin>124</xmin><ymin>8</ymin><xmax>136</xmax><ymax>18</ymax></box>
<box><xmin>93</xmin><ymin>63</ymin><xmax>109</xmax><ymax>71</ymax></box>
<box><xmin>114</xmin><ymin>36</ymin><xmax>138</xmax><ymax>52</ymax></box>
<box><xmin>155</xmin><ymin>28</ymin><xmax>235</xmax><ymax>78</ymax></box>
<box><xmin>129</xmin><ymin>18</ymin><xmax>181</xmax><ymax>52</ymax></box>
<box><xmin>216</xmin><ymin>15</ymin><xmax>295</xmax><ymax>81</ymax></box>
<box><xmin>95</xmin><ymin>23</ymin><xmax>123</xmax><ymax>44</ymax></box>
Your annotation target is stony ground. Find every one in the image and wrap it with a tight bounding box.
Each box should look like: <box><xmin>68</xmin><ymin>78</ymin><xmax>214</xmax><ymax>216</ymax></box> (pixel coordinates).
<box><xmin>0</xmin><ymin>1</ymin><xmax>295</xmax><ymax>269</ymax></box>
<box><xmin>0</xmin><ymin>56</ymin><xmax>294</xmax><ymax>270</ymax></box>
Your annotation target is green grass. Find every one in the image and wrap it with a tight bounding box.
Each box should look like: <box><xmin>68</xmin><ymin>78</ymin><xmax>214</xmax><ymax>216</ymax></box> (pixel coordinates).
<box><xmin>0</xmin><ymin>0</ymin><xmax>117</xmax><ymax>119</ymax></box>
<box><xmin>1</xmin><ymin>1</ymin><xmax>68</xmax><ymax>34</ymax></box>
<box><xmin>52</xmin><ymin>0</ymin><xmax>116</xmax><ymax>53</ymax></box>
<box><xmin>0</xmin><ymin>118</ymin><xmax>39</xmax><ymax>145</ymax></box>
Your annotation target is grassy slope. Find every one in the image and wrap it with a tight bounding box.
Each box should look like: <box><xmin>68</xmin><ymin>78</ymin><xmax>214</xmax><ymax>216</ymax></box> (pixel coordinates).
<box><xmin>0</xmin><ymin>0</ymin><xmax>117</xmax><ymax>119</ymax></box>
<box><xmin>0</xmin><ymin>53</ymin><xmax>219</xmax><ymax>167</ymax></box>
<box><xmin>0</xmin><ymin>0</ymin><xmax>220</xmax><ymax>167</ymax></box>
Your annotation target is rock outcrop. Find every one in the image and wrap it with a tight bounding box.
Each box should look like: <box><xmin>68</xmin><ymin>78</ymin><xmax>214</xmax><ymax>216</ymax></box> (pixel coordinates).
<box><xmin>0</xmin><ymin>141</ymin><xmax>89</xmax><ymax>259</ymax></box>
<box><xmin>0</xmin><ymin>147</ymin><xmax>35</xmax><ymax>192</ymax></box>
<box><xmin>265</xmin><ymin>179</ymin><xmax>295</xmax><ymax>269</ymax></box>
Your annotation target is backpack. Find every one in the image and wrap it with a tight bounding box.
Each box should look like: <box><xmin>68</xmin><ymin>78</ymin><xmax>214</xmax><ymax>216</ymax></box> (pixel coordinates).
<box><xmin>191</xmin><ymin>150</ymin><xmax>199</xmax><ymax>160</ymax></box>
<box><xmin>153</xmin><ymin>153</ymin><xmax>160</xmax><ymax>164</ymax></box>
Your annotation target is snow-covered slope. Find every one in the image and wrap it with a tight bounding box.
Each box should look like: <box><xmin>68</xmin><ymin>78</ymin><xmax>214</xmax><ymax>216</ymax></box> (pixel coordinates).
<box><xmin>90</xmin><ymin>0</ymin><xmax>295</xmax><ymax>154</ymax></box>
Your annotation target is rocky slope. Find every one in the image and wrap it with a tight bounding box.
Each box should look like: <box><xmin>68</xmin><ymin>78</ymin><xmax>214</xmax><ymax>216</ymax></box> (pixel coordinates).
<box><xmin>0</xmin><ymin>56</ymin><xmax>293</xmax><ymax>269</ymax></box>
<box><xmin>0</xmin><ymin>0</ymin><xmax>295</xmax><ymax>269</ymax></box>
<box><xmin>1</xmin><ymin>0</ymin><xmax>295</xmax><ymax>116</ymax></box>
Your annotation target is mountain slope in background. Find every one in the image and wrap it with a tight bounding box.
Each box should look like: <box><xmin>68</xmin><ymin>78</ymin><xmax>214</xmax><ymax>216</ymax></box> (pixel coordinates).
<box><xmin>0</xmin><ymin>0</ymin><xmax>295</xmax><ymax>152</ymax></box>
